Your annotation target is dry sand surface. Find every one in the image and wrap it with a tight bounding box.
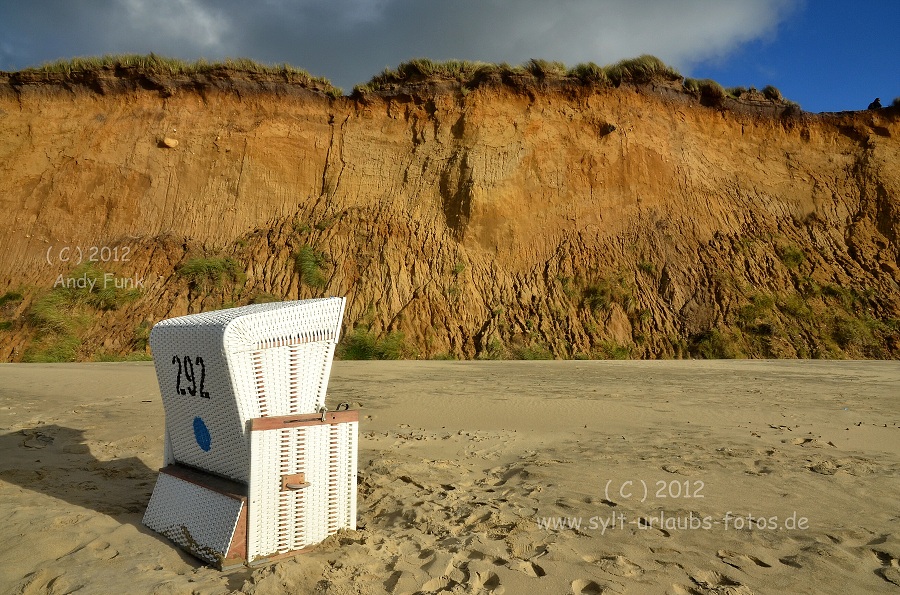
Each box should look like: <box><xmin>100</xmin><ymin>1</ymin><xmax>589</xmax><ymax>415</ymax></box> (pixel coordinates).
<box><xmin>0</xmin><ymin>360</ymin><xmax>898</xmax><ymax>595</ymax></box>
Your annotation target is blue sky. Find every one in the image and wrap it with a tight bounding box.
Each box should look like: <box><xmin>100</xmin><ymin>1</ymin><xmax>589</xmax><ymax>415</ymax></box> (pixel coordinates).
<box><xmin>695</xmin><ymin>0</ymin><xmax>899</xmax><ymax>112</ymax></box>
<box><xmin>0</xmin><ymin>0</ymin><xmax>896</xmax><ymax>113</ymax></box>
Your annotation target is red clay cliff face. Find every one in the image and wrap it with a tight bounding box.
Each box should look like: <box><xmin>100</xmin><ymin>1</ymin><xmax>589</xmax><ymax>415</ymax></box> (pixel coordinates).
<box><xmin>0</xmin><ymin>71</ymin><xmax>897</xmax><ymax>360</ymax></box>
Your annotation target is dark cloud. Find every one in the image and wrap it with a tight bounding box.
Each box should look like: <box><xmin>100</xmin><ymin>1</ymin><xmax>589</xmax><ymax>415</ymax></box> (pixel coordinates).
<box><xmin>1</xmin><ymin>0</ymin><xmax>797</xmax><ymax>90</ymax></box>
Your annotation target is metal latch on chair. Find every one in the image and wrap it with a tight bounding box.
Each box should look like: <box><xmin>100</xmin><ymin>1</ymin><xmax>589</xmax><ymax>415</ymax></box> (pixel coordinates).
<box><xmin>318</xmin><ymin>402</ymin><xmax>351</xmax><ymax>422</ymax></box>
<box><xmin>281</xmin><ymin>473</ymin><xmax>310</xmax><ymax>491</ymax></box>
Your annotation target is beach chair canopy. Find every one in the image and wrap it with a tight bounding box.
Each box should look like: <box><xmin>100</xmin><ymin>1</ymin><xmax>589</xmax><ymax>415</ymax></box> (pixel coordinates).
<box><xmin>148</xmin><ymin>297</ymin><xmax>346</xmax><ymax>481</ymax></box>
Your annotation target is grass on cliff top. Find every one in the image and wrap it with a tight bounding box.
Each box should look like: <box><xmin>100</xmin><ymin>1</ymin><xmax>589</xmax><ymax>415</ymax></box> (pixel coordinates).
<box><xmin>360</xmin><ymin>58</ymin><xmax>494</xmax><ymax>90</ymax></box>
<box><xmin>355</xmin><ymin>54</ymin><xmax>683</xmax><ymax>93</ymax></box>
<box><xmin>603</xmin><ymin>55</ymin><xmax>682</xmax><ymax>84</ymax></box>
<box><xmin>683</xmin><ymin>78</ymin><xmax>727</xmax><ymax>102</ymax></box>
<box><xmin>354</xmin><ymin>54</ymin><xmax>800</xmax><ymax>108</ymax></box>
<box><xmin>15</xmin><ymin>53</ymin><xmax>799</xmax><ymax>106</ymax></box>
<box><xmin>17</xmin><ymin>54</ymin><xmax>341</xmax><ymax>94</ymax></box>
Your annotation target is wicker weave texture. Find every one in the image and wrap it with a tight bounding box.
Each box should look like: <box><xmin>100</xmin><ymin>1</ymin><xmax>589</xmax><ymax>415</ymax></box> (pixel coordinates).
<box><xmin>149</xmin><ymin>298</ymin><xmax>345</xmax><ymax>481</ymax></box>
<box><xmin>248</xmin><ymin>421</ymin><xmax>358</xmax><ymax>561</ymax></box>
<box><xmin>143</xmin><ymin>473</ymin><xmax>243</xmax><ymax>566</ymax></box>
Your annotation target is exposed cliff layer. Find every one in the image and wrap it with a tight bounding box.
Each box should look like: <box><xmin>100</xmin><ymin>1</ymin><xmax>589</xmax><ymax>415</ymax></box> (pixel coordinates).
<box><xmin>0</xmin><ymin>69</ymin><xmax>898</xmax><ymax>361</ymax></box>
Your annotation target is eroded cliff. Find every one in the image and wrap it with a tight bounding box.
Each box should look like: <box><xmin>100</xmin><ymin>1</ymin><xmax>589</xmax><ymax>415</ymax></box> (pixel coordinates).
<box><xmin>0</xmin><ymin>68</ymin><xmax>897</xmax><ymax>361</ymax></box>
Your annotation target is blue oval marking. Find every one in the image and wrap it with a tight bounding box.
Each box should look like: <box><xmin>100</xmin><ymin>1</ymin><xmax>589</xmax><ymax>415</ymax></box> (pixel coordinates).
<box><xmin>193</xmin><ymin>416</ymin><xmax>211</xmax><ymax>452</ymax></box>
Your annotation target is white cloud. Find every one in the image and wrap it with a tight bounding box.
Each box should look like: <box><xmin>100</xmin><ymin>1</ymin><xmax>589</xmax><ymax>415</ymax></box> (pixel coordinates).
<box><xmin>319</xmin><ymin>0</ymin><xmax>392</xmax><ymax>25</ymax></box>
<box><xmin>116</xmin><ymin>0</ymin><xmax>230</xmax><ymax>51</ymax></box>
<box><xmin>443</xmin><ymin>0</ymin><xmax>799</xmax><ymax>71</ymax></box>
<box><xmin>0</xmin><ymin>0</ymin><xmax>799</xmax><ymax>86</ymax></box>
<box><xmin>258</xmin><ymin>0</ymin><xmax>392</xmax><ymax>26</ymax></box>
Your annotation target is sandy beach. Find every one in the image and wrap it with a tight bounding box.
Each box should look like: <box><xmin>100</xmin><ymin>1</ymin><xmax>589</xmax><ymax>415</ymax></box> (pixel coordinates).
<box><xmin>1</xmin><ymin>360</ymin><xmax>898</xmax><ymax>594</ymax></box>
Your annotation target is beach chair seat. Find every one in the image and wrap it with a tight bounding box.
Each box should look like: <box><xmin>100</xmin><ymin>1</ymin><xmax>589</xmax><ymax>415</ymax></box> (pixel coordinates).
<box><xmin>141</xmin><ymin>298</ymin><xmax>357</xmax><ymax>568</ymax></box>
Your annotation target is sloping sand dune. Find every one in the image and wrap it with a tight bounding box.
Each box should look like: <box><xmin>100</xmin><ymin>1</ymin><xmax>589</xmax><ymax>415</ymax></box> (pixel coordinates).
<box><xmin>0</xmin><ymin>361</ymin><xmax>898</xmax><ymax>594</ymax></box>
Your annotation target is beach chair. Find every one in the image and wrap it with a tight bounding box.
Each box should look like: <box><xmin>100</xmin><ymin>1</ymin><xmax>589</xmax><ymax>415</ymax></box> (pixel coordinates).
<box><xmin>142</xmin><ymin>298</ymin><xmax>357</xmax><ymax>569</ymax></box>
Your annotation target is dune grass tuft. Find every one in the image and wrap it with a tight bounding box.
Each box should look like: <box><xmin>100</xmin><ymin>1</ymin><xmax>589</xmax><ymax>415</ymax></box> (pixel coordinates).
<box><xmin>17</xmin><ymin>53</ymin><xmax>800</xmax><ymax>108</ymax></box>
<box><xmin>355</xmin><ymin>58</ymin><xmax>493</xmax><ymax>93</ymax></box>
<box><xmin>523</xmin><ymin>59</ymin><xmax>567</xmax><ymax>78</ymax></box>
<box><xmin>294</xmin><ymin>245</ymin><xmax>328</xmax><ymax>288</ymax></box>
<box><xmin>684</xmin><ymin>78</ymin><xmax>727</xmax><ymax>103</ymax></box>
<box><xmin>17</xmin><ymin>53</ymin><xmax>341</xmax><ymax>94</ymax></box>
<box><xmin>22</xmin><ymin>263</ymin><xmax>141</xmax><ymax>362</ymax></box>
<box><xmin>177</xmin><ymin>256</ymin><xmax>245</xmax><ymax>289</ymax></box>
<box><xmin>355</xmin><ymin>55</ymin><xmax>683</xmax><ymax>93</ymax></box>
<box><xmin>337</xmin><ymin>326</ymin><xmax>412</xmax><ymax>359</ymax></box>
<box><xmin>762</xmin><ymin>85</ymin><xmax>784</xmax><ymax>102</ymax></box>
<box><xmin>0</xmin><ymin>291</ymin><xmax>24</xmax><ymax>307</ymax></box>
<box><xmin>567</xmin><ymin>62</ymin><xmax>611</xmax><ymax>85</ymax></box>
<box><xmin>605</xmin><ymin>54</ymin><xmax>682</xmax><ymax>85</ymax></box>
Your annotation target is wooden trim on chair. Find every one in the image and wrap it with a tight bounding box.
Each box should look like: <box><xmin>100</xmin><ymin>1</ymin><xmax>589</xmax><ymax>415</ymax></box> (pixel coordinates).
<box><xmin>159</xmin><ymin>464</ymin><xmax>248</xmax><ymax>500</ymax></box>
<box><xmin>223</xmin><ymin>500</ymin><xmax>248</xmax><ymax>566</ymax></box>
<box><xmin>250</xmin><ymin>409</ymin><xmax>359</xmax><ymax>432</ymax></box>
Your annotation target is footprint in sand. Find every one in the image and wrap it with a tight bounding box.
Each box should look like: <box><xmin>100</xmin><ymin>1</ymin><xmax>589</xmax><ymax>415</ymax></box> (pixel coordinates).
<box><xmin>813</xmin><ymin>529</ymin><xmax>872</xmax><ymax>549</ymax></box>
<box><xmin>745</xmin><ymin>459</ymin><xmax>775</xmax><ymax>476</ymax></box>
<box><xmin>506</xmin><ymin>536</ymin><xmax>549</xmax><ymax>560</ymax></box>
<box><xmin>571</xmin><ymin>579</ymin><xmax>604</xmax><ymax>594</ymax></box>
<box><xmin>0</xmin><ymin>469</ymin><xmax>46</xmax><ymax>485</ymax></box>
<box><xmin>488</xmin><ymin>464</ymin><xmax>530</xmax><ymax>487</ymax></box>
<box><xmin>690</xmin><ymin>570</ymin><xmax>754</xmax><ymax>594</ymax></box>
<box><xmin>51</xmin><ymin>513</ymin><xmax>87</xmax><ymax>528</ymax></box>
<box><xmin>872</xmin><ymin>548</ymin><xmax>900</xmax><ymax>587</ymax></box>
<box><xmin>513</xmin><ymin>559</ymin><xmax>546</xmax><ymax>578</ymax></box>
<box><xmin>879</xmin><ymin>567</ymin><xmax>900</xmax><ymax>587</ymax></box>
<box><xmin>778</xmin><ymin>555</ymin><xmax>803</xmax><ymax>569</ymax></box>
<box><xmin>84</xmin><ymin>540</ymin><xmax>120</xmax><ymax>561</ymax></box>
<box><xmin>382</xmin><ymin>570</ymin><xmax>403</xmax><ymax>593</ymax></box>
<box><xmin>21</xmin><ymin>429</ymin><xmax>54</xmax><ymax>449</ymax></box>
<box><xmin>14</xmin><ymin>569</ymin><xmax>78</xmax><ymax>595</ymax></box>
<box><xmin>556</xmin><ymin>496</ymin><xmax>583</xmax><ymax>510</ymax></box>
<box><xmin>598</xmin><ymin>555</ymin><xmax>643</xmax><ymax>578</ymax></box>
<box><xmin>470</xmin><ymin>569</ymin><xmax>503</xmax><ymax>594</ymax></box>
<box><xmin>835</xmin><ymin>456</ymin><xmax>878</xmax><ymax>475</ymax></box>
<box><xmin>583</xmin><ymin>555</ymin><xmax>643</xmax><ymax>578</ymax></box>
<box><xmin>570</xmin><ymin>578</ymin><xmax>623</xmax><ymax>594</ymax></box>
<box><xmin>716</xmin><ymin>550</ymin><xmax>772</xmax><ymax>571</ymax></box>
<box><xmin>661</xmin><ymin>464</ymin><xmax>697</xmax><ymax>476</ymax></box>
<box><xmin>789</xmin><ymin>437</ymin><xmax>836</xmax><ymax>448</ymax></box>
<box><xmin>421</xmin><ymin>576</ymin><xmax>457</xmax><ymax>592</ymax></box>
<box><xmin>637</xmin><ymin>517</ymin><xmax>671</xmax><ymax>537</ymax></box>
<box><xmin>420</xmin><ymin>550</ymin><xmax>458</xmax><ymax>576</ymax></box>
<box><xmin>458</xmin><ymin>509</ymin><xmax>493</xmax><ymax>532</ymax></box>
<box><xmin>806</xmin><ymin>459</ymin><xmax>839</xmax><ymax>475</ymax></box>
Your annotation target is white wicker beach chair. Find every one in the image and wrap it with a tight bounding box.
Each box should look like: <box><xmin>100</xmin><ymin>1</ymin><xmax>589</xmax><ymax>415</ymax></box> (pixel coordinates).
<box><xmin>142</xmin><ymin>298</ymin><xmax>358</xmax><ymax>568</ymax></box>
